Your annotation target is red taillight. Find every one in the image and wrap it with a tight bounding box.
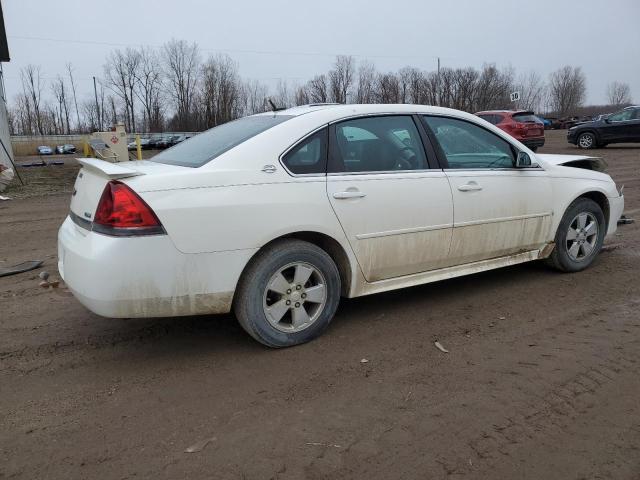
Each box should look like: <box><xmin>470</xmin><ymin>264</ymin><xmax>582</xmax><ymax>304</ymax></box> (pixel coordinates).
<box><xmin>93</xmin><ymin>181</ymin><xmax>164</xmax><ymax>236</ymax></box>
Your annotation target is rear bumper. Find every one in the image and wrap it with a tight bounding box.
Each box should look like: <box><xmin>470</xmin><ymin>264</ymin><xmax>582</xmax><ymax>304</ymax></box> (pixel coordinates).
<box><xmin>57</xmin><ymin>216</ymin><xmax>257</xmax><ymax>318</ymax></box>
<box><xmin>521</xmin><ymin>137</ymin><xmax>545</xmax><ymax>149</ymax></box>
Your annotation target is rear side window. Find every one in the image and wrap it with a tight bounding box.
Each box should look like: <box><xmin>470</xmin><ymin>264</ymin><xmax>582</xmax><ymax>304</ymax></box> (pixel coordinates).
<box><xmin>282</xmin><ymin>128</ymin><xmax>327</xmax><ymax>175</ymax></box>
<box><xmin>512</xmin><ymin>112</ymin><xmax>540</xmax><ymax>123</ymax></box>
<box><xmin>151</xmin><ymin>115</ymin><xmax>293</xmax><ymax>167</ymax></box>
<box><xmin>422</xmin><ymin>116</ymin><xmax>515</xmax><ymax>169</ymax></box>
<box><xmin>478</xmin><ymin>114</ymin><xmax>501</xmax><ymax>125</ymax></box>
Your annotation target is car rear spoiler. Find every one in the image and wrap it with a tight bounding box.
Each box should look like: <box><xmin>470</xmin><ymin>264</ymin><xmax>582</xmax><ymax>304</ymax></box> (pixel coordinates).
<box><xmin>76</xmin><ymin>158</ymin><xmax>145</xmax><ymax>180</ymax></box>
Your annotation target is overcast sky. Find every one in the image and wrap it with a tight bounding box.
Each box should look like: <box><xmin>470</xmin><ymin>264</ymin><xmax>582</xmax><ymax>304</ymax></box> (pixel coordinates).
<box><xmin>3</xmin><ymin>0</ymin><xmax>639</xmax><ymax>107</ymax></box>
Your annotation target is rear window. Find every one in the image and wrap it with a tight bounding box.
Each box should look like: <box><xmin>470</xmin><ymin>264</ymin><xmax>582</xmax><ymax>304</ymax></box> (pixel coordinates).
<box><xmin>151</xmin><ymin>115</ymin><xmax>293</xmax><ymax>167</ymax></box>
<box><xmin>512</xmin><ymin>113</ymin><xmax>540</xmax><ymax>123</ymax></box>
<box><xmin>477</xmin><ymin>114</ymin><xmax>502</xmax><ymax>125</ymax></box>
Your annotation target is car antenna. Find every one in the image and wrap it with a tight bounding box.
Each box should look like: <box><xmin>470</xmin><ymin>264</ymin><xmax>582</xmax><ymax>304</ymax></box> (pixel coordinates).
<box><xmin>267</xmin><ymin>98</ymin><xmax>286</xmax><ymax>112</ymax></box>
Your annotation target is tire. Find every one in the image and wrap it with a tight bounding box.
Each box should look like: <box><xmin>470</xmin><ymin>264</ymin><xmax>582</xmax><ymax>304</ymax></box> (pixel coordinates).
<box><xmin>577</xmin><ymin>132</ymin><xmax>597</xmax><ymax>149</ymax></box>
<box><xmin>234</xmin><ymin>239</ymin><xmax>341</xmax><ymax>348</ymax></box>
<box><xmin>545</xmin><ymin>198</ymin><xmax>606</xmax><ymax>273</ymax></box>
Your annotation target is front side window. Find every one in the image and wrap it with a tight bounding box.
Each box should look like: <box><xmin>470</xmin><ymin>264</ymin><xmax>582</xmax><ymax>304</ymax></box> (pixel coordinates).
<box><xmin>330</xmin><ymin>116</ymin><xmax>427</xmax><ymax>173</ymax></box>
<box><xmin>282</xmin><ymin>128</ymin><xmax>327</xmax><ymax>175</ymax></box>
<box><xmin>608</xmin><ymin>109</ymin><xmax>635</xmax><ymax>122</ymax></box>
<box><xmin>422</xmin><ymin>116</ymin><xmax>515</xmax><ymax>169</ymax></box>
<box><xmin>151</xmin><ymin>115</ymin><xmax>293</xmax><ymax>167</ymax></box>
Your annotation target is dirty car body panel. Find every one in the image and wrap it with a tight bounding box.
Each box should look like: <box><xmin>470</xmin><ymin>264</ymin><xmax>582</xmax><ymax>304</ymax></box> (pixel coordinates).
<box><xmin>58</xmin><ymin>104</ymin><xmax>624</xmax><ymax>325</ymax></box>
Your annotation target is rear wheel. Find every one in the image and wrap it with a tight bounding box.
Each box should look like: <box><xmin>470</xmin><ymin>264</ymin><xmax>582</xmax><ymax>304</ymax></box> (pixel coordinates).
<box><xmin>577</xmin><ymin>132</ymin><xmax>596</xmax><ymax>149</ymax></box>
<box><xmin>234</xmin><ymin>239</ymin><xmax>341</xmax><ymax>348</ymax></box>
<box><xmin>545</xmin><ymin>198</ymin><xmax>605</xmax><ymax>272</ymax></box>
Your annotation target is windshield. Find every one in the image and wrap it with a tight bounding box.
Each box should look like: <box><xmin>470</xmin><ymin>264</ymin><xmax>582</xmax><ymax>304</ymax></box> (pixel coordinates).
<box><xmin>151</xmin><ymin>115</ymin><xmax>294</xmax><ymax>167</ymax></box>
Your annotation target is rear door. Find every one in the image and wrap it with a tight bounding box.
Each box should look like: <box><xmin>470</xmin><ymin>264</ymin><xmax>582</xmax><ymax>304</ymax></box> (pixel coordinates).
<box><xmin>326</xmin><ymin>115</ymin><xmax>454</xmax><ymax>282</ymax></box>
<box><xmin>422</xmin><ymin>115</ymin><xmax>552</xmax><ymax>265</ymax></box>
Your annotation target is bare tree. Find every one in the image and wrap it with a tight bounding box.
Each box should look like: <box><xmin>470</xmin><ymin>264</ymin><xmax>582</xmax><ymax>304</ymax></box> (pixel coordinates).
<box><xmin>355</xmin><ymin>61</ymin><xmax>376</xmax><ymax>104</ymax></box>
<box><xmin>200</xmin><ymin>54</ymin><xmax>244</xmax><ymax>128</ymax></box>
<box><xmin>243</xmin><ymin>79</ymin><xmax>268</xmax><ymax>114</ymax></box>
<box><xmin>474</xmin><ymin>64</ymin><xmax>513</xmax><ymax>111</ymax></box>
<box><xmin>293</xmin><ymin>84</ymin><xmax>310</xmax><ymax>106</ymax></box>
<box><xmin>21</xmin><ymin>65</ymin><xmax>44</xmax><ymax>134</ymax></box>
<box><xmin>51</xmin><ymin>75</ymin><xmax>71</xmax><ymax>134</ymax></box>
<box><xmin>329</xmin><ymin>55</ymin><xmax>355</xmax><ymax>103</ymax></box>
<box><xmin>514</xmin><ymin>71</ymin><xmax>546</xmax><ymax>112</ymax></box>
<box><xmin>163</xmin><ymin>39</ymin><xmax>200</xmax><ymax>131</ymax></box>
<box><xmin>375</xmin><ymin>72</ymin><xmax>400</xmax><ymax>103</ymax></box>
<box><xmin>606</xmin><ymin>81</ymin><xmax>632</xmax><ymax>106</ymax></box>
<box><xmin>66</xmin><ymin>63</ymin><xmax>81</xmax><ymax>131</ymax></box>
<box><xmin>548</xmin><ymin>66</ymin><xmax>586</xmax><ymax>116</ymax></box>
<box><xmin>307</xmin><ymin>74</ymin><xmax>329</xmax><ymax>103</ymax></box>
<box><xmin>104</xmin><ymin>48</ymin><xmax>140</xmax><ymax>131</ymax></box>
<box><xmin>134</xmin><ymin>47</ymin><xmax>163</xmax><ymax>132</ymax></box>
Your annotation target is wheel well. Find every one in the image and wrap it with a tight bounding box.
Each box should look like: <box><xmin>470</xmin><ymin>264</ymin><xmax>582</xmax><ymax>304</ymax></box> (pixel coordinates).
<box><xmin>578</xmin><ymin>129</ymin><xmax>600</xmax><ymax>142</ymax></box>
<box><xmin>578</xmin><ymin>191</ymin><xmax>610</xmax><ymax>232</ymax></box>
<box><xmin>239</xmin><ymin>232</ymin><xmax>352</xmax><ymax>297</ymax></box>
<box><xmin>284</xmin><ymin>232</ymin><xmax>352</xmax><ymax>296</ymax></box>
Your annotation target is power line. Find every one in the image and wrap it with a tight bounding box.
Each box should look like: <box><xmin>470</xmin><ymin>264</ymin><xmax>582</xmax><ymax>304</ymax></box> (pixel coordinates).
<box><xmin>8</xmin><ymin>34</ymin><xmax>441</xmax><ymax>61</ymax></box>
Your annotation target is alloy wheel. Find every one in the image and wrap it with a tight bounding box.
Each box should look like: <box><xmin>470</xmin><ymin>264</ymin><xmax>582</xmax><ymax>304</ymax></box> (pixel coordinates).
<box><xmin>263</xmin><ymin>262</ymin><xmax>327</xmax><ymax>333</ymax></box>
<box><xmin>566</xmin><ymin>212</ymin><xmax>598</xmax><ymax>261</ymax></box>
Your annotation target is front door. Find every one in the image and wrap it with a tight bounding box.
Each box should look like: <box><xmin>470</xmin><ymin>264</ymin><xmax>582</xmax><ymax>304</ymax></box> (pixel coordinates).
<box><xmin>422</xmin><ymin>115</ymin><xmax>553</xmax><ymax>265</ymax></box>
<box><xmin>326</xmin><ymin>115</ymin><xmax>454</xmax><ymax>282</ymax></box>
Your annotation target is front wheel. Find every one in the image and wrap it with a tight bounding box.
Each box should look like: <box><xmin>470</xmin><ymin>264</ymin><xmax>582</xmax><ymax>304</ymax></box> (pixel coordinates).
<box><xmin>577</xmin><ymin>132</ymin><xmax>597</xmax><ymax>149</ymax></box>
<box><xmin>545</xmin><ymin>198</ymin><xmax>605</xmax><ymax>272</ymax></box>
<box><xmin>234</xmin><ymin>239</ymin><xmax>341</xmax><ymax>347</ymax></box>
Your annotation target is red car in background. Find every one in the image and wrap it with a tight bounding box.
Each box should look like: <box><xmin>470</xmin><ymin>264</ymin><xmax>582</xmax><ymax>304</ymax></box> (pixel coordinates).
<box><xmin>475</xmin><ymin>110</ymin><xmax>545</xmax><ymax>151</ymax></box>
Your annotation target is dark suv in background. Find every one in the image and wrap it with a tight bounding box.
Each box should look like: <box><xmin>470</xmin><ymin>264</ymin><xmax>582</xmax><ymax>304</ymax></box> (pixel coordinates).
<box><xmin>568</xmin><ymin>106</ymin><xmax>640</xmax><ymax>149</ymax></box>
<box><xmin>475</xmin><ymin>110</ymin><xmax>545</xmax><ymax>151</ymax></box>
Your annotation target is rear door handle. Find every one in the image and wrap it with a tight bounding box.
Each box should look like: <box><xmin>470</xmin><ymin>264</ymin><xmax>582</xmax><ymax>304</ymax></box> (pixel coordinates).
<box><xmin>333</xmin><ymin>191</ymin><xmax>367</xmax><ymax>199</ymax></box>
<box><xmin>458</xmin><ymin>182</ymin><xmax>482</xmax><ymax>192</ymax></box>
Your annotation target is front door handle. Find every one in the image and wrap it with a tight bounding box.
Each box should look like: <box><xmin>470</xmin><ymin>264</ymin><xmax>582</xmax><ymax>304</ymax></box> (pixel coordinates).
<box><xmin>333</xmin><ymin>191</ymin><xmax>367</xmax><ymax>199</ymax></box>
<box><xmin>458</xmin><ymin>182</ymin><xmax>482</xmax><ymax>192</ymax></box>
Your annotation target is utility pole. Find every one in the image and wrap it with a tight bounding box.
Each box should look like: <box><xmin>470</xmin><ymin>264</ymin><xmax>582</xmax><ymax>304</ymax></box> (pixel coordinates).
<box><xmin>436</xmin><ymin>57</ymin><xmax>441</xmax><ymax>106</ymax></box>
<box><xmin>93</xmin><ymin>76</ymin><xmax>101</xmax><ymax>131</ymax></box>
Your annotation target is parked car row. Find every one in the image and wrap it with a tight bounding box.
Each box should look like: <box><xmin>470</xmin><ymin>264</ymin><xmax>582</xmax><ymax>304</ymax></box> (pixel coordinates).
<box><xmin>127</xmin><ymin>134</ymin><xmax>190</xmax><ymax>151</ymax></box>
<box><xmin>37</xmin><ymin>144</ymin><xmax>76</xmax><ymax>155</ymax></box>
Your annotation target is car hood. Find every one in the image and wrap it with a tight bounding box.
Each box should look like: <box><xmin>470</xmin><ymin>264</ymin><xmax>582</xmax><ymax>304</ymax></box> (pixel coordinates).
<box><xmin>536</xmin><ymin>153</ymin><xmax>608</xmax><ymax>172</ymax></box>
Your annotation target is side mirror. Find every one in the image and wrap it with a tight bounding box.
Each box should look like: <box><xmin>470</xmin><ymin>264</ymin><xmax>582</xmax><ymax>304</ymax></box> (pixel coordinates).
<box><xmin>516</xmin><ymin>151</ymin><xmax>532</xmax><ymax>168</ymax></box>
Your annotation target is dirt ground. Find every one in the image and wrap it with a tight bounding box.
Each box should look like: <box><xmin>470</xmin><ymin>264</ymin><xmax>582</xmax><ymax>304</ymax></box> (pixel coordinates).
<box><xmin>1</xmin><ymin>131</ymin><xmax>639</xmax><ymax>479</ymax></box>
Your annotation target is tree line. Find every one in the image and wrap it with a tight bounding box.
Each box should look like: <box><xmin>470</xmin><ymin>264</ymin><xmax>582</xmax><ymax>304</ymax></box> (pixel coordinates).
<box><xmin>8</xmin><ymin>39</ymin><xmax>634</xmax><ymax>136</ymax></box>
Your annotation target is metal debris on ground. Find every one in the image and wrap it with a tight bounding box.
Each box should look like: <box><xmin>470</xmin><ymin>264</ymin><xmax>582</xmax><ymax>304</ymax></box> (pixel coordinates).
<box><xmin>0</xmin><ymin>195</ymin><xmax>10</xmax><ymax>201</ymax></box>
<box><xmin>360</xmin><ymin>358</ymin><xmax>369</xmax><ymax>364</ymax></box>
<box><xmin>617</xmin><ymin>215</ymin><xmax>634</xmax><ymax>225</ymax></box>
<box><xmin>434</xmin><ymin>341</ymin><xmax>449</xmax><ymax>353</ymax></box>
<box><xmin>184</xmin><ymin>436</ymin><xmax>217</xmax><ymax>453</ymax></box>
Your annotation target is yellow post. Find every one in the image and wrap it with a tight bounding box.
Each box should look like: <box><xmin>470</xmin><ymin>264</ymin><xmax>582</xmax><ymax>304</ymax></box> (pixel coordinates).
<box><xmin>83</xmin><ymin>141</ymin><xmax>90</xmax><ymax>157</ymax></box>
<box><xmin>135</xmin><ymin>134</ymin><xmax>142</xmax><ymax>161</ymax></box>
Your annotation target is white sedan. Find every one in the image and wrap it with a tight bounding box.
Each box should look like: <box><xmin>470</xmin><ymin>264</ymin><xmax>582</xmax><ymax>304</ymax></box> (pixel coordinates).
<box><xmin>58</xmin><ymin>104</ymin><xmax>624</xmax><ymax>347</ymax></box>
